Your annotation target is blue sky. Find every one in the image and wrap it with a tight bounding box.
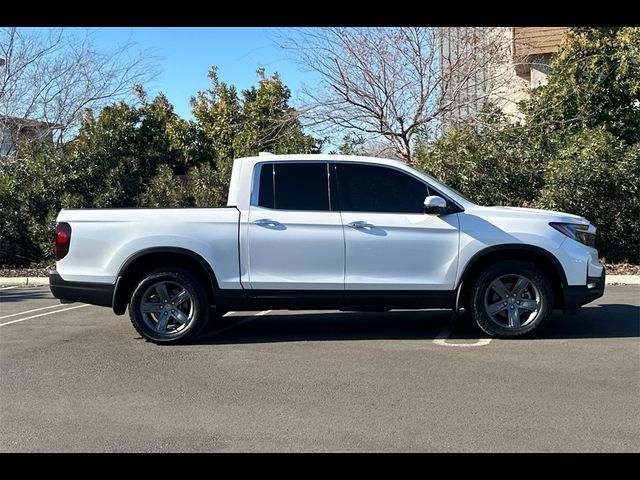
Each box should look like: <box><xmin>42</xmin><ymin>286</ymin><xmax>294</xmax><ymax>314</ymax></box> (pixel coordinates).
<box><xmin>91</xmin><ymin>27</ymin><xmax>316</xmax><ymax>120</ymax></box>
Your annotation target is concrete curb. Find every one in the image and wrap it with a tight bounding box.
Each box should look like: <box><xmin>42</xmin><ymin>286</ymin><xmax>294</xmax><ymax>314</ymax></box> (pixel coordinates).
<box><xmin>1</xmin><ymin>275</ymin><xmax>640</xmax><ymax>287</ymax></box>
<box><xmin>0</xmin><ymin>277</ymin><xmax>51</xmax><ymax>287</ymax></box>
<box><xmin>605</xmin><ymin>275</ymin><xmax>640</xmax><ymax>285</ymax></box>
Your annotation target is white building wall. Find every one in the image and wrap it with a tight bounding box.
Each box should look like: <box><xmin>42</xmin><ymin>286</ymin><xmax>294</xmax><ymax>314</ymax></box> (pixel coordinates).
<box><xmin>486</xmin><ymin>28</ymin><xmax>530</xmax><ymax>122</ymax></box>
<box><xmin>440</xmin><ymin>28</ymin><xmax>563</xmax><ymax>129</ymax></box>
<box><xmin>529</xmin><ymin>54</ymin><xmax>553</xmax><ymax>88</ymax></box>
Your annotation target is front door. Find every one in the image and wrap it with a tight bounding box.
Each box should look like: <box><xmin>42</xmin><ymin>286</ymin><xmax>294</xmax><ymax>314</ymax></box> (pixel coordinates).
<box><xmin>336</xmin><ymin>163</ymin><xmax>460</xmax><ymax>290</ymax></box>
<box><xmin>245</xmin><ymin>161</ymin><xmax>344</xmax><ymax>290</ymax></box>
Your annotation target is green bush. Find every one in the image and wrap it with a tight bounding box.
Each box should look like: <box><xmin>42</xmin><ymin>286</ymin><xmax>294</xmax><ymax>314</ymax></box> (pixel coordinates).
<box><xmin>0</xmin><ymin>144</ymin><xmax>73</xmax><ymax>267</ymax></box>
<box><xmin>415</xmin><ymin>121</ymin><xmax>639</xmax><ymax>263</ymax></box>
<box><xmin>139</xmin><ymin>161</ymin><xmax>232</xmax><ymax>209</ymax></box>
<box><xmin>415</xmin><ymin>115</ymin><xmax>546</xmax><ymax>208</ymax></box>
<box><xmin>537</xmin><ymin>131</ymin><xmax>639</xmax><ymax>261</ymax></box>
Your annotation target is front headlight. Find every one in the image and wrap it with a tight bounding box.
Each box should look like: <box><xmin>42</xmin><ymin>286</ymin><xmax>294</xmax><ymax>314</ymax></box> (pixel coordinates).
<box><xmin>549</xmin><ymin>222</ymin><xmax>596</xmax><ymax>247</ymax></box>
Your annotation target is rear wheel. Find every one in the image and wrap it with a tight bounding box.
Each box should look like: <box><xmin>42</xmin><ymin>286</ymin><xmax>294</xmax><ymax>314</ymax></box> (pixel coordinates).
<box><xmin>129</xmin><ymin>267</ymin><xmax>209</xmax><ymax>344</ymax></box>
<box><xmin>470</xmin><ymin>261</ymin><xmax>553</xmax><ymax>338</ymax></box>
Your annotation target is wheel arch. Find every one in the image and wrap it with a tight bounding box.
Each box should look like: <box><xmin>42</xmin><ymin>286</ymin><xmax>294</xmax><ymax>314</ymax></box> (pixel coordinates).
<box><xmin>112</xmin><ymin>247</ymin><xmax>219</xmax><ymax>315</ymax></box>
<box><xmin>456</xmin><ymin>244</ymin><xmax>567</xmax><ymax>312</ymax></box>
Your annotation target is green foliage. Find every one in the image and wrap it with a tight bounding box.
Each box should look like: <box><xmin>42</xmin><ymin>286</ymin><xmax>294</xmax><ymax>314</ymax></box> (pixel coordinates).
<box><xmin>415</xmin><ymin>111</ymin><xmax>545</xmax><ymax>207</ymax></box>
<box><xmin>0</xmin><ymin>143</ymin><xmax>73</xmax><ymax>266</ymax></box>
<box><xmin>69</xmin><ymin>91</ymin><xmax>187</xmax><ymax>208</ymax></box>
<box><xmin>0</xmin><ymin>68</ymin><xmax>320</xmax><ymax>266</ymax></box>
<box><xmin>524</xmin><ymin>28</ymin><xmax>640</xmax><ymax>145</ymax></box>
<box><xmin>191</xmin><ymin>67</ymin><xmax>321</xmax><ymax>160</ymax></box>
<box><xmin>188</xmin><ymin>161</ymin><xmax>233</xmax><ymax>207</ymax></box>
<box><xmin>536</xmin><ymin>131</ymin><xmax>639</xmax><ymax>261</ymax></box>
<box><xmin>136</xmin><ymin>165</ymin><xmax>189</xmax><ymax>208</ymax></box>
<box><xmin>141</xmin><ymin>67</ymin><xmax>321</xmax><ymax>210</ymax></box>
<box><xmin>335</xmin><ymin>134</ymin><xmax>366</xmax><ymax>155</ymax></box>
<box><xmin>139</xmin><ymin>162</ymin><xmax>232</xmax><ymax>209</ymax></box>
<box><xmin>190</xmin><ymin>67</ymin><xmax>242</xmax><ymax>162</ymax></box>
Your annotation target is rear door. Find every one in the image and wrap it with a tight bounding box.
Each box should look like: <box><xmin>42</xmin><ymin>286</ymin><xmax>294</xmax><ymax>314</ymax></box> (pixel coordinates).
<box><xmin>245</xmin><ymin>161</ymin><xmax>344</xmax><ymax>290</ymax></box>
<box><xmin>337</xmin><ymin>162</ymin><xmax>460</xmax><ymax>290</ymax></box>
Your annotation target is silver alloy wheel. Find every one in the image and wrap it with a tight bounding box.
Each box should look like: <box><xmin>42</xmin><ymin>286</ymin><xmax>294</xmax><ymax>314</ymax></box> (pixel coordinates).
<box><xmin>139</xmin><ymin>280</ymin><xmax>195</xmax><ymax>335</ymax></box>
<box><xmin>483</xmin><ymin>274</ymin><xmax>541</xmax><ymax>329</ymax></box>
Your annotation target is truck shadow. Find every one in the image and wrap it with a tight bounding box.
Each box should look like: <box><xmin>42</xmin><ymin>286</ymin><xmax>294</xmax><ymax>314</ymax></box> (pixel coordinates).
<box><xmin>0</xmin><ymin>289</ymin><xmax>54</xmax><ymax>303</ymax></box>
<box><xmin>195</xmin><ymin>303</ymin><xmax>639</xmax><ymax>345</ymax></box>
<box><xmin>543</xmin><ymin>304</ymin><xmax>640</xmax><ymax>340</ymax></box>
<box><xmin>200</xmin><ymin>310</ymin><xmax>453</xmax><ymax>345</ymax></box>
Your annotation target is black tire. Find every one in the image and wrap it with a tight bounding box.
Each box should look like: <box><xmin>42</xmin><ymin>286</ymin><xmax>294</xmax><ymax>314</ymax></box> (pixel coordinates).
<box><xmin>128</xmin><ymin>267</ymin><xmax>210</xmax><ymax>344</ymax></box>
<box><xmin>455</xmin><ymin>308</ymin><xmax>473</xmax><ymax>324</ymax></box>
<box><xmin>469</xmin><ymin>260</ymin><xmax>553</xmax><ymax>338</ymax></box>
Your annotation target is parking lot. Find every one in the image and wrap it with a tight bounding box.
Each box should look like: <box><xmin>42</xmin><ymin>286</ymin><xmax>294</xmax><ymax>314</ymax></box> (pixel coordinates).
<box><xmin>1</xmin><ymin>285</ymin><xmax>638</xmax><ymax>452</ymax></box>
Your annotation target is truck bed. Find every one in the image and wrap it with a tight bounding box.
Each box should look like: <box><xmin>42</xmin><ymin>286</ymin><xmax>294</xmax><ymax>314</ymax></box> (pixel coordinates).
<box><xmin>56</xmin><ymin>207</ymin><xmax>241</xmax><ymax>288</ymax></box>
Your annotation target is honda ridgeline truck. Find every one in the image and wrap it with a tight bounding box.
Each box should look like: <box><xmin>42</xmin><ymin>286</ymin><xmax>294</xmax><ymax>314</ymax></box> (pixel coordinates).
<box><xmin>50</xmin><ymin>154</ymin><xmax>605</xmax><ymax>344</ymax></box>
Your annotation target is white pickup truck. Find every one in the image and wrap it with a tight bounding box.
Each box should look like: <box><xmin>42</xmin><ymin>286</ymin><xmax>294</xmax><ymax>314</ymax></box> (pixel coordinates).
<box><xmin>50</xmin><ymin>153</ymin><xmax>605</xmax><ymax>344</ymax></box>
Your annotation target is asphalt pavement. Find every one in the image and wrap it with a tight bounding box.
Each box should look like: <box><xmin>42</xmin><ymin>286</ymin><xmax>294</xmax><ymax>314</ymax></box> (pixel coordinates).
<box><xmin>1</xmin><ymin>285</ymin><xmax>638</xmax><ymax>452</ymax></box>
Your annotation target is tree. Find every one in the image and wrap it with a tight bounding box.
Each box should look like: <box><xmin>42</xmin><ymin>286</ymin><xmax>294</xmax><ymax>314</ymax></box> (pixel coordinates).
<box><xmin>144</xmin><ymin>67</ymin><xmax>322</xmax><ymax>209</ymax></box>
<box><xmin>536</xmin><ymin>129</ymin><xmax>639</xmax><ymax>262</ymax></box>
<box><xmin>0</xmin><ymin>27</ymin><xmax>157</xmax><ymax>150</ymax></box>
<box><xmin>526</xmin><ymin>27</ymin><xmax>640</xmax><ymax>262</ymax></box>
<box><xmin>191</xmin><ymin>67</ymin><xmax>321</xmax><ymax>159</ymax></box>
<box><xmin>69</xmin><ymin>89</ymin><xmax>185</xmax><ymax>208</ymax></box>
<box><xmin>335</xmin><ymin>133</ymin><xmax>365</xmax><ymax>155</ymax></box>
<box><xmin>0</xmin><ymin>89</ymin><xmax>184</xmax><ymax>266</ymax></box>
<box><xmin>524</xmin><ymin>27</ymin><xmax>640</xmax><ymax>145</ymax></box>
<box><xmin>415</xmin><ymin>106</ymin><xmax>545</xmax><ymax>207</ymax></box>
<box><xmin>280</xmin><ymin>27</ymin><xmax>511</xmax><ymax>164</ymax></box>
<box><xmin>0</xmin><ymin>143</ymin><xmax>68</xmax><ymax>266</ymax></box>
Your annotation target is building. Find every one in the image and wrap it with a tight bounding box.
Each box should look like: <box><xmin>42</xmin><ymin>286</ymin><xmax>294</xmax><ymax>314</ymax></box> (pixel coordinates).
<box><xmin>513</xmin><ymin>27</ymin><xmax>568</xmax><ymax>87</ymax></box>
<box><xmin>440</xmin><ymin>27</ymin><xmax>568</xmax><ymax>128</ymax></box>
<box><xmin>0</xmin><ymin>116</ymin><xmax>62</xmax><ymax>156</ymax></box>
<box><xmin>500</xmin><ymin>27</ymin><xmax>568</xmax><ymax>116</ymax></box>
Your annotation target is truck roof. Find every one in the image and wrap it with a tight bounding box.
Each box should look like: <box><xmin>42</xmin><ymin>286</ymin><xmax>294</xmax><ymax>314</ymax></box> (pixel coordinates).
<box><xmin>238</xmin><ymin>153</ymin><xmax>407</xmax><ymax>168</ymax></box>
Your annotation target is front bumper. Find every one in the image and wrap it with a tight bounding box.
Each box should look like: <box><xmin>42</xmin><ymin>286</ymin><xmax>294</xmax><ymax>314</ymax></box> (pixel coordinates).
<box><xmin>49</xmin><ymin>270</ymin><xmax>114</xmax><ymax>307</ymax></box>
<box><xmin>562</xmin><ymin>269</ymin><xmax>606</xmax><ymax>309</ymax></box>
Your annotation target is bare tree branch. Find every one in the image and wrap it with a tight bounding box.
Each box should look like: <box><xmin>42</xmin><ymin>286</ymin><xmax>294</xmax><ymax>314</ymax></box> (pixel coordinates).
<box><xmin>277</xmin><ymin>27</ymin><xmax>513</xmax><ymax>164</ymax></box>
<box><xmin>0</xmin><ymin>27</ymin><xmax>159</xmax><ymax>153</ymax></box>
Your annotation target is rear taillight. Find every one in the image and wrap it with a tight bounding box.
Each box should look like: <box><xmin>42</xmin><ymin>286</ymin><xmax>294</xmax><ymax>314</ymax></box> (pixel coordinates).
<box><xmin>55</xmin><ymin>222</ymin><xmax>72</xmax><ymax>260</ymax></box>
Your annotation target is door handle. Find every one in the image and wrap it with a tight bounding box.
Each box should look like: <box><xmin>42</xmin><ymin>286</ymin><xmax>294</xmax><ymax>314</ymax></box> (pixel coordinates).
<box><xmin>348</xmin><ymin>221</ymin><xmax>375</xmax><ymax>229</ymax></box>
<box><xmin>253</xmin><ymin>218</ymin><xmax>282</xmax><ymax>227</ymax></box>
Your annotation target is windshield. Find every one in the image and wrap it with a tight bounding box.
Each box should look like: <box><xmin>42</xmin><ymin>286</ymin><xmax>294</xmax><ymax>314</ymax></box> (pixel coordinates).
<box><xmin>407</xmin><ymin>163</ymin><xmax>476</xmax><ymax>205</ymax></box>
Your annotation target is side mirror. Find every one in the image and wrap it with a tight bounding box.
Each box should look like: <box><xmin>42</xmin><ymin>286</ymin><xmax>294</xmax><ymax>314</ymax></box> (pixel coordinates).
<box><xmin>424</xmin><ymin>195</ymin><xmax>448</xmax><ymax>215</ymax></box>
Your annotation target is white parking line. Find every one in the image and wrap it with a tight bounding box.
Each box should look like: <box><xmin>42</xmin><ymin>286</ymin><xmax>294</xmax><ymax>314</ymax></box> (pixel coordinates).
<box><xmin>438</xmin><ymin>337</ymin><xmax>493</xmax><ymax>348</ymax></box>
<box><xmin>0</xmin><ymin>286</ymin><xmax>17</xmax><ymax>290</ymax></box>
<box><xmin>0</xmin><ymin>304</ymin><xmax>89</xmax><ymax>327</ymax></box>
<box><xmin>209</xmin><ymin>310</ymin><xmax>272</xmax><ymax>336</ymax></box>
<box><xmin>0</xmin><ymin>303</ymin><xmax>67</xmax><ymax>320</ymax></box>
<box><xmin>432</xmin><ymin>314</ymin><xmax>492</xmax><ymax>348</ymax></box>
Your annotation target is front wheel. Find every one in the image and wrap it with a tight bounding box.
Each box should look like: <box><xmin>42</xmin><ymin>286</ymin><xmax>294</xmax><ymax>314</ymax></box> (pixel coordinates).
<box><xmin>469</xmin><ymin>261</ymin><xmax>553</xmax><ymax>338</ymax></box>
<box><xmin>129</xmin><ymin>267</ymin><xmax>209</xmax><ymax>344</ymax></box>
